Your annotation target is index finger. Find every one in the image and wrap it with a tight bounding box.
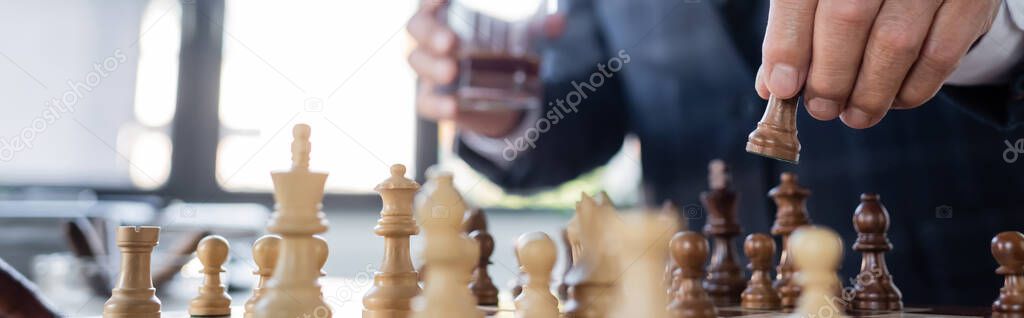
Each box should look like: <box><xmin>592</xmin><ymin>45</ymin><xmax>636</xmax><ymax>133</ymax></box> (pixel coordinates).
<box><xmin>760</xmin><ymin>0</ymin><xmax>818</xmax><ymax>99</ymax></box>
<box><xmin>407</xmin><ymin>0</ymin><xmax>457</xmax><ymax>55</ymax></box>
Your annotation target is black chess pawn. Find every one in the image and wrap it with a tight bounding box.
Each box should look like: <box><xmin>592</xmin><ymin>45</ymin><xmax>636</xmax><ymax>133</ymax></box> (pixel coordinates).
<box><xmin>741</xmin><ymin>233</ymin><xmax>780</xmax><ymax>309</ymax></box>
<box><xmin>469</xmin><ymin>229</ymin><xmax>499</xmax><ymax>306</ymax></box>
<box><xmin>992</xmin><ymin>231</ymin><xmax>1024</xmax><ymax>317</ymax></box>
<box><xmin>851</xmin><ymin>193</ymin><xmax>902</xmax><ymax>311</ymax></box>
<box><xmin>667</xmin><ymin>231</ymin><xmax>717</xmax><ymax>318</ymax></box>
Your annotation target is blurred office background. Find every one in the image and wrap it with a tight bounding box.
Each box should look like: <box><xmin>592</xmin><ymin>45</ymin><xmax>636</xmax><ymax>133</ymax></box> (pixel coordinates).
<box><xmin>0</xmin><ymin>0</ymin><xmax>641</xmax><ymax>316</ymax></box>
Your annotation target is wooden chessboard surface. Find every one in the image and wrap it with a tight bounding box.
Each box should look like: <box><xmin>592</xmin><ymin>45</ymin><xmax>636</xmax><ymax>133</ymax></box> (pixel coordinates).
<box><xmin>120</xmin><ymin>306</ymin><xmax>993</xmax><ymax>318</ymax></box>
<box><xmin>83</xmin><ymin>277</ymin><xmax>992</xmax><ymax>318</ymax></box>
<box><xmin>715</xmin><ymin>306</ymin><xmax>989</xmax><ymax>317</ymax></box>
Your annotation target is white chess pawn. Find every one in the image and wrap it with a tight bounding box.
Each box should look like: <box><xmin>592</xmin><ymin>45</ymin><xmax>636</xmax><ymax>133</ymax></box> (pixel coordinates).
<box><xmin>515</xmin><ymin>232</ymin><xmax>559</xmax><ymax>318</ymax></box>
<box><xmin>189</xmin><ymin>235</ymin><xmax>232</xmax><ymax>316</ymax></box>
<box><xmin>245</xmin><ymin>235</ymin><xmax>280</xmax><ymax>318</ymax></box>
<box><xmin>790</xmin><ymin>226</ymin><xmax>846</xmax><ymax>318</ymax></box>
<box><xmin>314</xmin><ymin>234</ymin><xmax>328</xmax><ymax>277</ymax></box>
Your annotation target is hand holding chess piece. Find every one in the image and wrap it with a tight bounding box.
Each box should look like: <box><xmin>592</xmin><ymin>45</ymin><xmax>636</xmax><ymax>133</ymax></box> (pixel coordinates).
<box><xmin>514</xmin><ymin>232</ymin><xmax>559</xmax><ymax>318</ymax></box>
<box><xmin>746</xmin><ymin>95</ymin><xmax>801</xmax><ymax>163</ymax></box>
<box><xmin>245</xmin><ymin>235</ymin><xmax>280</xmax><ymax>318</ymax></box>
<box><xmin>189</xmin><ymin>235</ymin><xmax>232</xmax><ymax>317</ymax></box>
<box><xmin>991</xmin><ymin>231</ymin><xmax>1024</xmax><ymax>317</ymax></box>
<box><xmin>790</xmin><ymin>226</ymin><xmax>845</xmax><ymax>318</ymax></box>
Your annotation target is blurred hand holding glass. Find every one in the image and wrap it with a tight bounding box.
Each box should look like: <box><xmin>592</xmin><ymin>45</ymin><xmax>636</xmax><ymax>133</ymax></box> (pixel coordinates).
<box><xmin>442</xmin><ymin>0</ymin><xmax>556</xmax><ymax>111</ymax></box>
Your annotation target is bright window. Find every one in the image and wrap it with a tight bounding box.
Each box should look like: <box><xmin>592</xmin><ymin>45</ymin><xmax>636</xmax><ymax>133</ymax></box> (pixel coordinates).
<box><xmin>216</xmin><ymin>0</ymin><xmax>419</xmax><ymax>193</ymax></box>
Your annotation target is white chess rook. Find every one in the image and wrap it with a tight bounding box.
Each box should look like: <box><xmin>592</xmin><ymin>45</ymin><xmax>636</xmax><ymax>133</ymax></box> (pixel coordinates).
<box><xmin>103</xmin><ymin>226</ymin><xmax>161</xmax><ymax>318</ymax></box>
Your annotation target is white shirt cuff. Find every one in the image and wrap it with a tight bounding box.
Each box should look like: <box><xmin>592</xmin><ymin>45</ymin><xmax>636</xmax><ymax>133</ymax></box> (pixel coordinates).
<box><xmin>459</xmin><ymin>107</ymin><xmax>542</xmax><ymax>169</ymax></box>
<box><xmin>946</xmin><ymin>0</ymin><xmax>1024</xmax><ymax>86</ymax></box>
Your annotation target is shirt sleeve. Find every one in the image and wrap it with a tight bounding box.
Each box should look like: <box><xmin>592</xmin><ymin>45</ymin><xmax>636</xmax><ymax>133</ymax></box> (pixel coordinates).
<box><xmin>946</xmin><ymin>0</ymin><xmax>1024</xmax><ymax>85</ymax></box>
<box><xmin>458</xmin><ymin>107</ymin><xmax>543</xmax><ymax>169</ymax></box>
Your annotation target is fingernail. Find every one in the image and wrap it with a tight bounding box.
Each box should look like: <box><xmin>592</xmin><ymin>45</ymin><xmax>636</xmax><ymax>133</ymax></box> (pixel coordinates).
<box><xmin>755</xmin><ymin>64</ymin><xmax>769</xmax><ymax>99</ymax></box>
<box><xmin>841</xmin><ymin>108</ymin><xmax>875</xmax><ymax>129</ymax></box>
<box><xmin>807</xmin><ymin>98</ymin><xmax>840</xmax><ymax>119</ymax></box>
<box><xmin>769</xmin><ymin>64</ymin><xmax>798</xmax><ymax>97</ymax></box>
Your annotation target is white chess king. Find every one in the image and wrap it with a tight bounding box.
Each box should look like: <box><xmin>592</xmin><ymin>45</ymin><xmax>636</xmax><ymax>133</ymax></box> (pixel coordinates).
<box><xmin>253</xmin><ymin>124</ymin><xmax>333</xmax><ymax>318</ymax></box>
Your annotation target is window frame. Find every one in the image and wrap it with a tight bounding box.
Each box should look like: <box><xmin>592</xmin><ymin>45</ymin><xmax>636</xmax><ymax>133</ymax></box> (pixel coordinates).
<box><xmin>96</xmin><ymin>0</ymin><xmax>437</xmax><ymax>209</ymax></box>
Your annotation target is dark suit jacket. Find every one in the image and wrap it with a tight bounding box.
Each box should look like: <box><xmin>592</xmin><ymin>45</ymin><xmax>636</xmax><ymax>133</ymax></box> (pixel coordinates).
<box><xmin>456</xmin><ymin>0</ymin><xmax>1024</xmax><ymax>306</ymax></box>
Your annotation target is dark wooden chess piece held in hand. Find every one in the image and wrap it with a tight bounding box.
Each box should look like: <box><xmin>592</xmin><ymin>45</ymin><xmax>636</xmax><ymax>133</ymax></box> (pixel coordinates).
<box><xmin>851</xmin><ymin>193</ymin><xmax>902</xmax><ymax>311</ymax></box>
<box><xmin>991</xmin><ymin>231</ymin><xmax>1024</xmax><ymax>317</ymax></box>
<box><xmin>701</xmin><ymin>160</ymin><xmax>745</xmax><ymax>306</ymax></box>
<box><xmin>741</xmin><ymin>233</ymin><xmax>781</xmax><ymax>309</ymax></box>
<box><xmin>746</xmin><ymin>94</ymin><xmax>800</xmax><ymax>164</ymax></box>
<box><xmin>769</xmin><ymin>172</ymin><xmax>811</xmax><ymax>308</ymax></box>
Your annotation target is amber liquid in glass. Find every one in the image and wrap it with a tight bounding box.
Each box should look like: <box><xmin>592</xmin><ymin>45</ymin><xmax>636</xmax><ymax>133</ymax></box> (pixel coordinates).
<box><xmin>454</xmin><ymin>53</ymin><xmax>541</xmax><ymax>111</ymax></box>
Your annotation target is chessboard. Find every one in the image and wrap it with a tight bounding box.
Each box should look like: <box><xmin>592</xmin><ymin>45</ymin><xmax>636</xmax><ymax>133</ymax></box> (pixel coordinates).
<box><xmin>91</xmin><ymin>124</ymin><xmax>1019</xmax><ymax>318</ymax></box>
<box><xmin>102</xmin><ymin>304</ymin><xmax>994</xmax><ymax>317</ymax></box>
<box><xmin>91</xmin><ymin>275</ymin><xmax>993</xmax><ymax>318</ymax></box>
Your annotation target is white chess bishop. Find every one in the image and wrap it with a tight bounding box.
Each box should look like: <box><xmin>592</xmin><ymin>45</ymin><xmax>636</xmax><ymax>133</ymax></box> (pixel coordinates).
<box><xmin>253</xmin><ymin>124</ymin><xmax>333</xmax><ymax>318</ymax></box>
<box><xmin>411</xmin><ymin>172</ymin><xmax>483</xmax><ymax>318</ymax></box>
